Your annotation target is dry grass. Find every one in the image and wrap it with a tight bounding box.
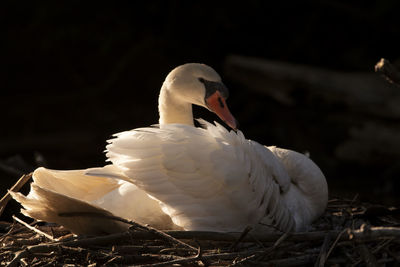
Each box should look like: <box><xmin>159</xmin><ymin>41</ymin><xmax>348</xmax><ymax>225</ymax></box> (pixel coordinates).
<box><xmin>1</xmin><ymin>196</ymin><xmax>399</xmax><ymax>266</ymax></box>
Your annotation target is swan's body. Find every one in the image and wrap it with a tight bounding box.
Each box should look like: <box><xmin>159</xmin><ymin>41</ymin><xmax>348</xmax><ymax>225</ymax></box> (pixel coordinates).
<box><xmin>12</xmin><ymin>63</ymin><xmax>328</xmax><ymax>235</ymax></box>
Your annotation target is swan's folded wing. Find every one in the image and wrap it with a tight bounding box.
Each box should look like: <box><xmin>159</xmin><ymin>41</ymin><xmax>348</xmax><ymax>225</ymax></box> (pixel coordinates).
<box><xmin>16</xmin><ymin>166</ymin><xmax>179</xmax><ymax>231</ymax></box>
<box><xmin>11</xmin><ymin>184</ymin><xmax>129</xmax><ymax>235</ymax></box>
<box><xmin>106</xmin><ymin>121</ymin><xmax>295</xmax><ymax>232</ymax></box>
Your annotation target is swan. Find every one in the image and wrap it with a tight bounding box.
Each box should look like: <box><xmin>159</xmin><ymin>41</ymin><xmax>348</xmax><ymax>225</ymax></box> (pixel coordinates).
<box><xmin>11</xmin><ymin>63</ymin><xmax>328</xmax><ymax>235</ymax></box>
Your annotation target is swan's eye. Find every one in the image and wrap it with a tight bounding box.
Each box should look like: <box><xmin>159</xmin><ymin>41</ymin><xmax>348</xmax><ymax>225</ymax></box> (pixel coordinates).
<box><xmin>201</xmin><ymin>78</ymin><xmax>230</xmax><ymax>101</ymax></box>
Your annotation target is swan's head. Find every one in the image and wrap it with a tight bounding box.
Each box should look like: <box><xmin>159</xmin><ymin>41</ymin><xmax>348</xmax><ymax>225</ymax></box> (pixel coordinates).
<box><xmin>164</xmin><ymin>63</ymin><xmax>237</xmax><ymax>129</ymax></box>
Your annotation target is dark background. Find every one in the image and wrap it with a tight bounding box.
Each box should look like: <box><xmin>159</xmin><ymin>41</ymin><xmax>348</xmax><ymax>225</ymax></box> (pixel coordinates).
<box><xmin>2</xmin><ymin>1</ymin><xmax>400</xmax><ymax>220</ymax></box>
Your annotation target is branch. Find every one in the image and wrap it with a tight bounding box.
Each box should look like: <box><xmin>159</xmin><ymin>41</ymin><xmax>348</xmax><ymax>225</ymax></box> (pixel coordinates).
<box><xmin>58</xmin><ymin>211</ymin><xmax>198</xmax><ymax>252</ymax></box>
<box><xmin>375</xmin><ymin>58</ymin><xmax>400</xmax><ymax>87</ymax></box>
<box><xmin>0</xmin><ymin>173</ymin><xmax>32</xmax><ymax>217</ymax></box>
<box><xmin>102</xmin><ymin>226</ymin><xmax>399</xmax><ymax>243</ymax></box>
<box><xmin>12</xmin><ymin>216</ymin><xmax>58</xmax><ymax>242</ymax></box>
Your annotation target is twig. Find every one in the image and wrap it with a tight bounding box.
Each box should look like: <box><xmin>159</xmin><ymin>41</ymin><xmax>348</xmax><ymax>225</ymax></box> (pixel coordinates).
<box><xmin>315</xmin><ymin>234</ymin><xmax>331</xmax><ymax>267</ymax></box>
<box><xmin>12</xmin><ymin>216</ymin><xmax>58</xmax><ymax>242</ymax></box>
<box><xmin>325</xmin><ymin>228</ymin><xmax>347</xmax><ymax>261</ymax></box>
<box><xmin>348</xmin><ymin>225</ymin><xmax>400</xmax><ymax>241</ymax></box>
<box><xmin>272</xmin><ymin>231</ymin><xmax>291</xmax><ymax>248</ymax></box>
<box><xmin>19</xmin><ymin>257</ymin><xmax>28</xmax><ymax>266</ymax></box>
<box><xmin>229</xmin><ymin>226</ymin><xmax>252</xmax><ymax>251</ymax></box>
<box><xmin>375</xmin><ymin>58</ymin><xmax>400</xmax><ymax>87</ymax></box>
<box><xmin>372</xmin><ymin>237</ymin><xmax>393</xmax><ymax>254</ymax></box>
<box><xmin>0</xmin><ymin>173</ymin><xmax>33</xmax><ymax>217</ymax></box>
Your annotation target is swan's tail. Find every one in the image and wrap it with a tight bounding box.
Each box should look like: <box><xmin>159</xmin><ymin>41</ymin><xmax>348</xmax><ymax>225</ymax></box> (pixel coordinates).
<box><xmin>10</xmin><ymin>167</ymin><xmax>129</xmax><ymax>235</ymax></box>
<box><xmin>10</xmin><ymin>183</ymin><xmax>129</xmax><ymax>235</ymax></box>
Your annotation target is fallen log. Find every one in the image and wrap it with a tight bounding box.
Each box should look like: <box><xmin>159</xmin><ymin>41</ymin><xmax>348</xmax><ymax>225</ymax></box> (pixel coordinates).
<box><xmin>224</xmin><ymin>55</ymin><xmax>400</xmax><ymax>119</ymax></box>
<box><xmin>223</xmin><ymin>55</ymin><xmax>400</xmax><ymax>183</ymax></box>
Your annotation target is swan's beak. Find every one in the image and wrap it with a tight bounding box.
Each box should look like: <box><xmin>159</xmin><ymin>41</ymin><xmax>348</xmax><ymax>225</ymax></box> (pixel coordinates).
<box><xmin>205</xmin><ymin>91</ymin><xmax>238</xmax><ymax>130</ymax></box>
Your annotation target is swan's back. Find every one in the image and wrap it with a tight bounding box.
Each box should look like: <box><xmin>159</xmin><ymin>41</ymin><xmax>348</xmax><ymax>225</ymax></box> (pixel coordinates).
<box><xmin>106</xmin><ymin>120</ymin><xmax>296</xmax><ymax>232</ymax></box>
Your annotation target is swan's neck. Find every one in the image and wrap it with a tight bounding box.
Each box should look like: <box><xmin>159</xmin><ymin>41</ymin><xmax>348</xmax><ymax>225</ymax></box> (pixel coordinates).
<box><xmin>158</xmin><ymin>84</ymin><xmax>194</xmax><ymax>126</ymax></box>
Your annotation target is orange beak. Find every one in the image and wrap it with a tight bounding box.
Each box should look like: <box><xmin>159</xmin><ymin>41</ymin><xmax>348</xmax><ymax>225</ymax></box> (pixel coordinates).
<box><xmin>205</xmin><ymin>91</ymin><xmax>237</xmax><ymax>130</ymax></box>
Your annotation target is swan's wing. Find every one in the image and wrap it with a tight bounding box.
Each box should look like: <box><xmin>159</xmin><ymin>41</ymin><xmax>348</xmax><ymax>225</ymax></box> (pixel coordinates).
<box><xmin>106</xmin><ymin>120</ymin><xmax>295</xmax><ymax>232</ymax></box>
<box><xmin>13</xmin><ymin>167</ymin><xmax>177</xmax><ymax>231</ymax></box>
<box><xmin>267</xmin><ymin>146</ymin><xmax>328</xmax><ymax>230</ymax></box>
<box><xmin>11</xmin><ymin>184</ymin><xmax>129</xmax><ymax>235</ymax></box>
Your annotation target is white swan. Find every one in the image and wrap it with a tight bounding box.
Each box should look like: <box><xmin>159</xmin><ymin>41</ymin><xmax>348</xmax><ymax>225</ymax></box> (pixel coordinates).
<box><xmin>12</xmin><ymin>63</ymin><xmax>328</xmax><ymax>235</ymax></box>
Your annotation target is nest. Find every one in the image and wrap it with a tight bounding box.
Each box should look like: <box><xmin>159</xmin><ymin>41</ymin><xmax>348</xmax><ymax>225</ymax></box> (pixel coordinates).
<box><xmin>0</xmin><ymin>197</ymin><xmax>399</xmax><ymax>267</ymax></box>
